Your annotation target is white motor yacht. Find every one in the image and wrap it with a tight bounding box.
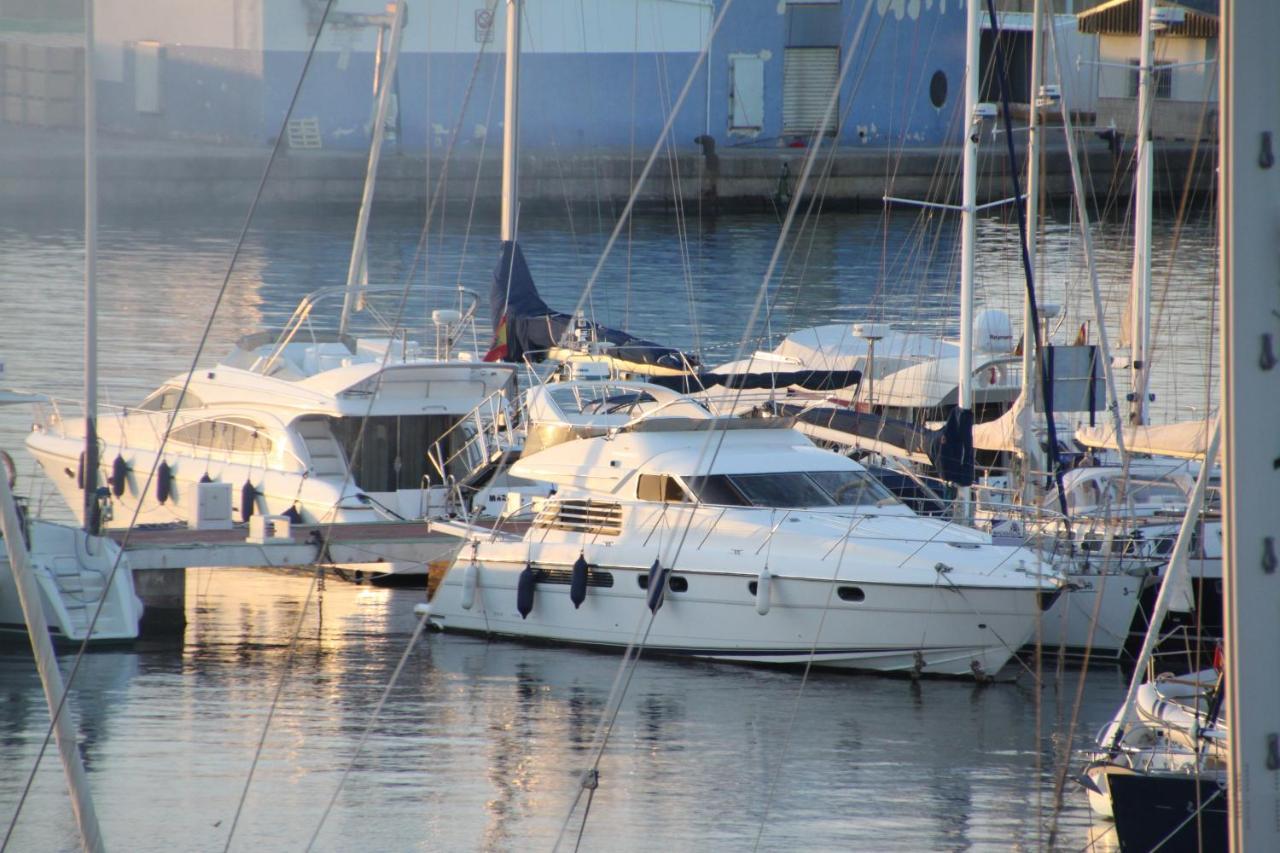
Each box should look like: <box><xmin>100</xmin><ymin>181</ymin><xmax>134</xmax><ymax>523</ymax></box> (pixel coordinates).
<box><xmin>429</xmin><ymin>380</ymin><xmax>1061</xmax><ymax>677</ymax></box>
<box><xmin>26</xmin><ymin>287</ymin><xmax>518</xmax><ymax>535</ymax></box>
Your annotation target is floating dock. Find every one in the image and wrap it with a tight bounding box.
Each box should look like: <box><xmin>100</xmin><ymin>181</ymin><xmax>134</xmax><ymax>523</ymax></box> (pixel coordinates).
<box><xmin>109</xmin><ymin>520</ymin><xmax>468</xmax><ymax>633</ymax></box>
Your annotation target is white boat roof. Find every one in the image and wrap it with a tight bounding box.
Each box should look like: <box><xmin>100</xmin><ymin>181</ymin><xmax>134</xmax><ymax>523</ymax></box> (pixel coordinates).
<box><xmin>514</xmin><ymin>383</ymin><xmax>861</xmax><ymax>489</ymax></box>
<box><xmin>151</xmin><ymin>357</ymin><xmax>514</xmax><ymax>418</ymax></box>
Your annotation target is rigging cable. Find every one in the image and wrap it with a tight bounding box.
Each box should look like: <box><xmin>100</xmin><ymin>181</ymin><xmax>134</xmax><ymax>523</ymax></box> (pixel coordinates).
<box><xmin>551</xmin><ymin>4</ymin><xmax>883</xmax><ymax>848</ymax></box>
<box><xmin>0</xmin><ymin>2</ymin><xmax>340</xmax><ymax>847</ymax></box>
<box><xmin>561</xmin><ymin>0</ymin><xmax>737</xmax><ymax>341</ymax></box>
<box><xmin>1038</xmin><ymin>17</ymin><xmax>1151</xmax><ymax>846</ymax></box>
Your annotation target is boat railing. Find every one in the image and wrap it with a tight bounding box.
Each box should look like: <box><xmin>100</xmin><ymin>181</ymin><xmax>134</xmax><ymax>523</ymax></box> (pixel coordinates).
<box><xmin>425</xmin><ymin>388</ymin><xmax>518</xmax><ymax>490</ymax></box>
<box><xmin>255</xmin><ymin>284</ymin><xmax>482</xmax><ymax>375</ymax></box>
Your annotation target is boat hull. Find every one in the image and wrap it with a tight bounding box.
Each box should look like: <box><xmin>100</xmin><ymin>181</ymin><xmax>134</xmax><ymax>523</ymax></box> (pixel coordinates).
<box><xmin>1035</xmin><ymin>571</ymin><xmax>1144</xmax><ymax>660</ymax></box>
<box><xmin>430</xmin><ymin>559</ymin><xmax>1046</xmax><ymax>677</ymax></box>
<box><xmin>1107</xmin><ymin>768</ymin><xmax>1227</xmax><ymax>853</ymax></box>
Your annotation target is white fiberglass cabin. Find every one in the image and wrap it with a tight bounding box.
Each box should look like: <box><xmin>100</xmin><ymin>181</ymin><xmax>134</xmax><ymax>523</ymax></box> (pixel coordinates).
<box><xmin>27</xmin><ymin>288</ymin><xmax>516</xmax><ymax>531</ymax></box>
<box><xmin>430</xmin><ymin>380</ymin><xmax>1062</xmax><ymax>677</ymax></box>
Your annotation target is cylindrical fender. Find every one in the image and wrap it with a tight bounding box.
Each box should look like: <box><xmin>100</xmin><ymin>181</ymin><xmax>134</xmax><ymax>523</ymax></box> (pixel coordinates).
<box><xmin>755</xmin><ymin>566</ymin><xmax>772</xmax><ymax>616</ymax></box>
<box><xmin>109</xmin><ymin>455</ymin><xmax>128</xmax><ymax>498</ymax></box>
<box><xmin>646</xmin><ymin>559</ymin><xmax>669</xmax><ymax>614</ymax></box>
<box><xmin>240</xmin><ymin>480</ymin><xmax>257</xmax><ymax>523</ymax></box>
<box><xmin>461</xmin><ymin>561</ymin><xmax>478</xmax><ymax>611</ymax></box>
<box><xmin>569</xmin><ymin>554</ymin><xmax>589</xmax><ymax>609</ymax></box>
<box><xmin>156</xmin><ymin>461</ymin><xmax>173</xmax><ymax>504</ymax></box>
<box><xmin>516</xmin><ymin>563</ymin><xmax>536</xmax><ymax>619</ymax></box>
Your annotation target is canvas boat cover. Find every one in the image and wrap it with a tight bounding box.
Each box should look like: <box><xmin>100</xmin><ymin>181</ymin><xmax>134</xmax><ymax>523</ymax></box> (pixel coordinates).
<box><xmin>486</xmin><ymin>241</ymin><xmax>693</xmax><ymax>371</ymax></box>
<box><xmin>1075</xmin><ymin>418</ymin><xmax>1214</xmax><ymax>460</ymax></box>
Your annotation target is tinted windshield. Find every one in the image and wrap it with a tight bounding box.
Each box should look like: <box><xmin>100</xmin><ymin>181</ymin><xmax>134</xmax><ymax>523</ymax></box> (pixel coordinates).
<box><xmin>683</xmin><ymin>470</ymin><xmax>898</xmax><ymax>509</ymax></box>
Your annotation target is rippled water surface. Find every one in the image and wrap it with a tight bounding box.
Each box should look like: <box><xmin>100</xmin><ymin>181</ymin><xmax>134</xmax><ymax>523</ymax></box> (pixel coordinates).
<box><xmin>0</xmin><ymin>200</ymin><xmax>1216</xmax><ymax>850</ymax></box>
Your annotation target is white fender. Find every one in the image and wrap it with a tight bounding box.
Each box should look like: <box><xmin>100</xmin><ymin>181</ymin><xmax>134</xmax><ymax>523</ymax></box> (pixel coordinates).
<box><xmin>461</xmin><ymin>561</ymin><xmax>478</xmax><ymax>610</ymax></box>
<box><xmin>755</xmin><ymin>566</ymin><xmax>772</xmax><ymax>616</ymax></box>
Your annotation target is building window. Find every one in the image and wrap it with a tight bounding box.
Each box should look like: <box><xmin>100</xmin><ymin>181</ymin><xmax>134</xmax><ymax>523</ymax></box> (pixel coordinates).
<box><xmin>1129</xmin><ymin>60</ymin><xmax>1173</xmax><ymax>99</ymax></box>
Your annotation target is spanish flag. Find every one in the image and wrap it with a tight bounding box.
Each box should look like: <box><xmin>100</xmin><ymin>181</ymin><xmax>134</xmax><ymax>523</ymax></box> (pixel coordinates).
<box><xmin>484</xmin><ymin>313</ymin><xmax>509</xmax><ymax>362</ymax></box>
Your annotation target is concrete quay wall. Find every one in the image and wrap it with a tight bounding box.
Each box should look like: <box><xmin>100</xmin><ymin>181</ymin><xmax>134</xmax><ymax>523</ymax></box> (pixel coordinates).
<box><xmin>1</xmin><ymin>130</ymin><xmax>1215</xmax><ymax>215</ymax></box>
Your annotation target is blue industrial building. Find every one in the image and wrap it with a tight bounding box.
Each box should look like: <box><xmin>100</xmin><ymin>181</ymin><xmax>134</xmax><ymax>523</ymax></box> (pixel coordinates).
<box><xmin>9</xmin><ymin>1</ymin><xmax>970</xmax><ymax>153</ymax></box>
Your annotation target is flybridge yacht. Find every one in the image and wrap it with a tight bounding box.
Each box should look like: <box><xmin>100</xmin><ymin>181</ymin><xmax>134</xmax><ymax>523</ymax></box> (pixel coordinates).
<box><xmin>428</xmin><ymin>380</ymin><xmax>1062</xmax><ymax>677</ymax></box>
<box><xmin>27</xmin><ymin>287</ymin><xmax>517</xmax><ymax>533</ymax></box>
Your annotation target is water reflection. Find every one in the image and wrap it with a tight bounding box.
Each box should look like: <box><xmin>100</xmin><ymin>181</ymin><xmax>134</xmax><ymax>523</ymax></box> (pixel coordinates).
<box><xmin>0</xmin><ymin>203</ymin><xmax>1213</xmax><ymax>848</ymax></box>
<box><xmin>0</xmin><ymin>568</ymin><xmax>1136</xmax><ymax>850</ymax></box>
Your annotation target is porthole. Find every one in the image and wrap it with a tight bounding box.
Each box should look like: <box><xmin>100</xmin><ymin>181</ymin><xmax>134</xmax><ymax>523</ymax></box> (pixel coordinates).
<box><xmin>637</xmin><ymin>573</ymin><xmax>687</xmax><ymax>592</ymax></box>
<box><xmin>929</xmin><ymin>70</ymin><xmax>948</xmax><ymax>109</ymax></box>
<box><xmin>837</xmin><ymin>586</ymin><xmax>865</xmax><ymax>602</ymax></box>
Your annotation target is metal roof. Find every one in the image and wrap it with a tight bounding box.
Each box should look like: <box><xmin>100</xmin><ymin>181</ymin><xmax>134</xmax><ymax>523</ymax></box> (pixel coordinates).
<box><xmin>1076</xmin><ymin>0</ymin><xmax>1218</xmax><ymax>37</ymax></box>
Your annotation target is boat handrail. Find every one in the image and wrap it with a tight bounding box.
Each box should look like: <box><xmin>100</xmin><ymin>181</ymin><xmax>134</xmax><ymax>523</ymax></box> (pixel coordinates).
<box><xmin>425</xmin><ymin>388</ymin><xmax>517</xmax><ymax>487</ymax></box>
<box><xmin>254</xmin><ymin>284</ymin><xmax>481</xmax><ymax>376</ymax></box>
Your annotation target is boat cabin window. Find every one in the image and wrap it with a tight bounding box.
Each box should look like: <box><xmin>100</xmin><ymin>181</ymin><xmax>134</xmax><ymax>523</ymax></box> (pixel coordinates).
<box><xmin>636</xmin><ymin>473</ymin><xmax>690</xmax><ymax>503</ymax></box>
<box><xmin>683</xmin><ymin>470</ymin><xmax>900</xmax><ymax>509</ymax></box>
<box><xmin>1110</xmin><ymin>478</ymin><xmax>1185</xmax><ymax>506</ymax></box>
<box><xmin>171</xmin><ymin>417</ymin><xmax>272</xmax><ymax>454</ymax></box>
<box><xmin>327</xmin><ymin>414</ymin><xmax>469</xmax><ymax>492</ymax></box>
<box><xmin>138</xmin><ymin>387</ymin><xmax>203</xmax><ymax>412</ymax></box>
<box><xmin>1067</xmin><ymin>480</ymin><xmax>1103</xmax><ymax>513</ymax></box>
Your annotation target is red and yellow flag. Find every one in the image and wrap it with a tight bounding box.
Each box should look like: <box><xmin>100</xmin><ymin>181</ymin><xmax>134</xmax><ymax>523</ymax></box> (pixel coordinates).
<box><xmin>484</xmin><ymin>313</ymin><xmax>509</xmax><ymax>362</ymax></box>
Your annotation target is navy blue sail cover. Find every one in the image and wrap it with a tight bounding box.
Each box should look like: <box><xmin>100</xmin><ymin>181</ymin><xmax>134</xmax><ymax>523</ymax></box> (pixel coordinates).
<box><xmin>487</xmin><ymin>241</ymin><xmax>694</xmax><ymax>370</ymax></box>
<box><xmin>648</xmin><ymin>369</ymin><xmax>860</xmax><ymax>393</ymax></box>
<box><xmin>772</xmin><ymin>403</ymin><xmax>974</xmax><ymax>486</ymax></box>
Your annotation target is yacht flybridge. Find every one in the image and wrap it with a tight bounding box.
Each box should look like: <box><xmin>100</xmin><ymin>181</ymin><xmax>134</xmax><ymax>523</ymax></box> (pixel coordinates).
<box><xmin>27</xmin><ymin>286</ymin><xmax>517</xmax><ymax>532</ymax></box>
<box><xmin>429</xmin><ymin>380</ymin><xmax>1062</xmax><ymax>677</ymax></box>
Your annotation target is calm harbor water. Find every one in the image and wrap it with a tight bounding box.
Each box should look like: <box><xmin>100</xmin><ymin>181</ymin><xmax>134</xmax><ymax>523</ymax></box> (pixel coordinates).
<box><xmin>0</xmin><ymin>201</ymin><xmax>1216</xmax><ymax>850</ymax></box>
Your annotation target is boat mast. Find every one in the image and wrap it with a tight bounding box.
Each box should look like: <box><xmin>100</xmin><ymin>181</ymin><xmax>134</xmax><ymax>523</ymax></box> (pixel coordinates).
<box><xmin>1128</xmin><ymin>0</ymin><xmax>1155</xmax><ymax>425</ymax></box>
<box><xmin>1220</xmin><ymin>2</ymin><xmax>1280</xmax><ymax>849</ymax></box>
<box><xmin>82</xmin><ymin>0</ymin><xmax>98</xmax><ymax>529</ymax></box>
<box><xmin>338</xmin><ymin>1</ymin><xmax>406</xmax><ymax>339</ymax></box>
<box><xmin>957</xmin><ymin>0</ymin><xmax>980</xmax><ymax>518</ymax></box>
<box><xmin>1018</xmin><ymin>0</ymin><xmax>1045</xmax><ymax>504</ymax></box>
<box><xmin>0</xmin><ymin>478</ymin><xmax>103</xmax><ymax>851</ymax></box>
<box><xmin>500</xmin><ymin>0</ymin><xmax>521</xmax><ymax>243</ymax></box>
